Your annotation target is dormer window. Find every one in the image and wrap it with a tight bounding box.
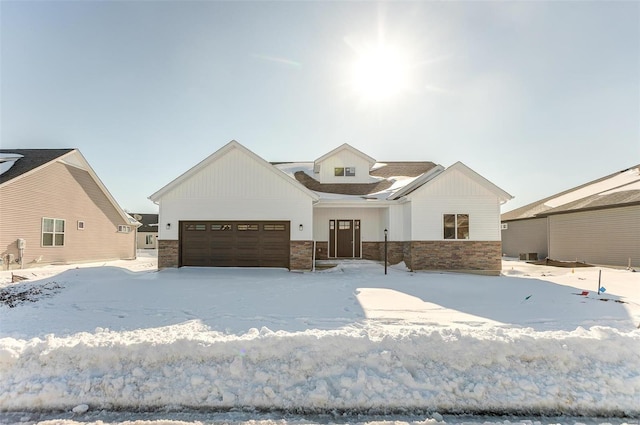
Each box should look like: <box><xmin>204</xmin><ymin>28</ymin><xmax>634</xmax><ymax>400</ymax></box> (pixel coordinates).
<box><xmin>335</xmin><ymin>167</ymin><xmax>356</xmax><ymax>177</ymax></box>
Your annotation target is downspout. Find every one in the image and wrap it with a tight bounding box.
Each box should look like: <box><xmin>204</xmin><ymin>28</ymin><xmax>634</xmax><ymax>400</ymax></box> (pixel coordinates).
<box><xmin>312</xmin><ymin>240</ymin><xmax>316</xmax><ymax>272</ymax></box>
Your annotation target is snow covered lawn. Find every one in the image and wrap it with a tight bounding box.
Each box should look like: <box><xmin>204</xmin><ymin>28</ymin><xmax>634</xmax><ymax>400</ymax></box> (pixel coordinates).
<box><xmin>0</xmin><ymin>251</ymin><xmax>639</xmax><ymax>418</ymax></box>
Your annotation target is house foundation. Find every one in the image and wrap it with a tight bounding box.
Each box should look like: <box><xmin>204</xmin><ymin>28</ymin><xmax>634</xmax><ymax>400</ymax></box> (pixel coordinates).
<box><xmin>158</xmin><ymin>240</ymin><xmax>179</xmax><ymax>269</ymax></box>
<box><xmin>408</xmin><ymin>240</ymin><xmax>502</xmax><ymax>274</ymax></box>
<box><xmin>290</xmin><ymin>241</ymin><xmax>314</xmax><ymax>270</ymax></box>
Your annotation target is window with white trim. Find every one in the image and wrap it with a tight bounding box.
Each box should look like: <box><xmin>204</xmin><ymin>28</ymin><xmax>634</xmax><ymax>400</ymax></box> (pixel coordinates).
<box><xmin>444</xmin><ymin>214</ymin><xmax>469</xmax><ymax>240</ymax></box>
<box><xmin>42</xmin><ymin>218</ymin><xmax>65</xmax><ymax>246</ymax></box>
<box><xmin>77</xmin><ymin>221</ymin><xmax>85</xmax><ymax>230</ymax></box>
<box><xmin>334</xmin><ymin>167</ymin><xmax>356</xmax><ymax>177</ymax></box>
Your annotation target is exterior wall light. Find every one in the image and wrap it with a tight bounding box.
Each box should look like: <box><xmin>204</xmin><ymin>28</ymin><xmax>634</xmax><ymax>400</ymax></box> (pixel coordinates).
<box><xmin>299</xmin><ymin>224</ymin><xmax>304</xmax><ymax>231</ymax></box>
<box><xmin>166</xmin><ymin>223</ymin><xmax>171</xmax><ymax>230</ymax></box>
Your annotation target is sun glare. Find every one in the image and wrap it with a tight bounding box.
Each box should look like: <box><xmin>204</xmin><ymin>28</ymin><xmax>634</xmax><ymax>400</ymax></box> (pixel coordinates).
<box><xmin>350</xmin><ymin>43</ymin><xmax>411</xmax><ymax>102</ymax></box>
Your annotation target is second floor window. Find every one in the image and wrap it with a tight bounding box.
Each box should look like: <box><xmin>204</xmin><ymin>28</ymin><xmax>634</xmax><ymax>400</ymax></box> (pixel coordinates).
<box><xmin>335</xmin><ymin>167</ymin><xmax>356</xmax><ymax>176</ymax></box>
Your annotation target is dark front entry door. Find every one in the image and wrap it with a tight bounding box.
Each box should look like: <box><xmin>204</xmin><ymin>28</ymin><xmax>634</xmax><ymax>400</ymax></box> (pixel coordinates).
<box><xmin>337</xmin><ymin>220</ymin><xmax>353</xmax><ymax>257</ymax></box>
<box><xmin>329</xmin><ymin>219</ymin><xmax>361</xmax><ymax>258</ymax></box>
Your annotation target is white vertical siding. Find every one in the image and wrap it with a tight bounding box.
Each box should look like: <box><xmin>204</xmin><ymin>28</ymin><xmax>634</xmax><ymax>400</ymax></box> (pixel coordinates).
<box><xmin>387</xmin><ymin>204</ymin><xmax>408</xmax><ymax>241</ymax></box>
<box><xmin>317</xmin><ymin>151</ymin><xmax>372</xmax><ymax>184</ymax></box>
<box><xmin>408</xmin><ymin>168</ymin><xmax>502</xmax><ymax>241</ymax></box>
<box><xmin>548</xmin><ymin>205</ymin><xmax>640</xmax><ymax>267</ymax></box>
<box><xmin>156</xmin><ymin>148</ymin><xmax>314</xmax><ymax>241</ymax></box>
<box><xmin>313</xmin><ymin>207</ymin><xmax>385</xmax><ymax>241</ymax></box>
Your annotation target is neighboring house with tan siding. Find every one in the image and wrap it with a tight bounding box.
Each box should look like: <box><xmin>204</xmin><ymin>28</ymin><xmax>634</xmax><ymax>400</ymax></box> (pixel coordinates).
<box><xmin>0</xmin><ymin>149</ymin><xmax>138</xmax><ymax>270</ymax></box>
<box><xmin>132</xmin><ymin>213</ymin><xmax>158</xmax><ymax>249</ymax></box>
<box><xmin>501</xmin><ymin>165</ymin><xmax>640</xmax><ymax>267</ymax></box>
<box><xmin>150</xmin><ymin>141</ymin><xmax>512</xmax><ymax>274</ymax></box>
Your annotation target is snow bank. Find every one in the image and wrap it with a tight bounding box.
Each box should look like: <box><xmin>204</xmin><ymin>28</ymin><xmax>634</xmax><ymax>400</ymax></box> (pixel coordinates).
<box><xmin>1</xmin><ymin>321</ymin><xmax>639</xmax><ymax>415</ymax></box>
<box><xmin>1</xmin><ymin>256</ymin><xmax>639</xmax><ymax>417</ymax></box>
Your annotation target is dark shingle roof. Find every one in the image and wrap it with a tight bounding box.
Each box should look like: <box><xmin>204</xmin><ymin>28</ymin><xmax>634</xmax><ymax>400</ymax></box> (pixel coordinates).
<box><xmin>292</xmin><ymin>162</ymin><xmax>438</xmax><ymax>196</ymax></box>
<box><xmin>502</xmin><ymin>165</ymin><xmax>640</xmax><ymax>221</ymax></box>
<box><xmin>538</xmin><ymin>190</ymin><xmax>640</xmax><ymax>217</ymax></box>
<box><xmin>130</xmin><ymin>213</ymin><xmax>159</xmax><ymax>232</ymax></box>
<box><xmin>0</xmin><ymin>149</ymin><xmax>75</xmax><ymax>185</ymax></box>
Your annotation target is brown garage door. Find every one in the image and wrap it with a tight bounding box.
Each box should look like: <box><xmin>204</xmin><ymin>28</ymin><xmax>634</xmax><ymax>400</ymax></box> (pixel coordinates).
<box><xmin>180</xmin><ymin>221</ymin><xmax>290</xmax><ymax>268</ymax></box>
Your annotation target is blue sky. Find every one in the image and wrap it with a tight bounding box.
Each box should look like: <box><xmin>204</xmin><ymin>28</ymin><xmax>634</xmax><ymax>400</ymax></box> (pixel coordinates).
<box><xmin>2</xmin><ymin>1</ymin><xmax>638</xmax><ymax>214</ymax></box>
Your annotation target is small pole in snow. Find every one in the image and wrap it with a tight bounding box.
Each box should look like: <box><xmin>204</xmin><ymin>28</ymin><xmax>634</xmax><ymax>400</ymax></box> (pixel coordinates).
<box><xmin>384</xmin><ymin>228</ymin><xmax>388</xmax><ymax>275</ymax></box>
<box><xmin>598</xmin><ymin>269</ymin><xmax>602</xmax><ymax>295</ymax></box>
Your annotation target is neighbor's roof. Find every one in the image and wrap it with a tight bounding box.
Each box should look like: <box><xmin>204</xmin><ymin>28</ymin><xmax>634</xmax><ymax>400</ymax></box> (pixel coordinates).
<box><xmin>130</xmin><ymin>213</ymin><xmax>159</xmax><ymax>232</ymax></box>
<box><xmin>0</xmin><ymin>148</ymin><xmax>137</xmax><ymax>227</ymax></box>
<box><xmin>502</xmin><ymin>165</ymin><xmax>640</xmax><ymax>221</ymax></box>
<box><xmin>0</xmin><ymin>149</ymin><xmax>75</xmax><ymax>184</ymax></box>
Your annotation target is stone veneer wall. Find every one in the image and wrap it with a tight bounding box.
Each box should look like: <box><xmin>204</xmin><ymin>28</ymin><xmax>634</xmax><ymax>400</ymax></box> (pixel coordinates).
<box><xmin>409</xmin><ymin>241</ymin><xmax>502</xmax><ymax>273</ymax></box>
<box><xmin>158</xmin><ymin>240</ymin><xmax>179</xmax><ymax>269</ymax></box>
<box><xmin>314</xmin><ymin>241</ymin><xmax>329</xmax><ymax>260</ymax></box>
<box><xmin>290</xmin><ymin>241</ymin><xmax>314</xmax><ymax>270</ymax></box>
<box><xmin>362</xmin><ymin>242</ymin><xmax>382</xmax><ymax>261</ymax></box>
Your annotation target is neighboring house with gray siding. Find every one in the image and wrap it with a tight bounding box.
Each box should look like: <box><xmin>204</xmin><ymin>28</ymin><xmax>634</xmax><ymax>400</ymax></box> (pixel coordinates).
<box><xmin>132</xmin><ymin>213</ymin><xmax>158</xmax><ymax>249</ymax></box>
<box><xmin>501</xmin><ymin>165</ymin><xmax>640</xmax><ymax>267</ymax></box>
<box><xmin>0</xmin><ymin>149</ymin><xmax>138</xmax><ymax>270</ymax></box>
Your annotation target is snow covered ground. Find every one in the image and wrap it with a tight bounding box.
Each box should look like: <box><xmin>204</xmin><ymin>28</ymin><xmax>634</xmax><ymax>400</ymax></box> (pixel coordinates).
<box><xmin>0</xmin><ymin>251</ymin><xmax>638</xmax><ymax>425</ymax></box>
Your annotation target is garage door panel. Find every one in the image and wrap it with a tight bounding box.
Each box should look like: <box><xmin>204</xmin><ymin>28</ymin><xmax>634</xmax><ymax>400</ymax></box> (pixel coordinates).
<box><xmin>180</xmin><ymin>221</ymin><xmax>290</xmax><ymax>268</ymax></box>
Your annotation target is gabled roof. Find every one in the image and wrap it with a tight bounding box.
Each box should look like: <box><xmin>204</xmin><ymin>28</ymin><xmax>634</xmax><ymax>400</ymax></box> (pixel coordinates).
<box><xmin>131</xmin><ymin>213</ymin><xmax>159</xmax><ymax>232</ymax></box>
<box><xmin>398</xmin><ymin>161</ymin><xmax>513</xmax><ymax>203</ymax></box>
<box><xmin>149</xmin><ymin>140</ymin><xmax>320</xmax><ymax>202</ymax></box>
<box><xmin>502</xmin><ymin>165</ymin><xmax>640</xmax><ymax>221</ymax></box>
<box><xmin>314</xmin><ymin>143</ymin><xmax>377</xmax><ymax>168</ymax></box>
<box><xmin>0</xmin><ymin>148</ymin><xmax>136</xmax><ymax>226</ymax></box>
<box><xmin>0</xmin><ymin>149</ymin><xmax>74</xmax><ymax>185</ymax></box>
<box><xmin>276</xmin><ymin>161</ymin><xmax>438</xmax><ymax>197</ymax></box>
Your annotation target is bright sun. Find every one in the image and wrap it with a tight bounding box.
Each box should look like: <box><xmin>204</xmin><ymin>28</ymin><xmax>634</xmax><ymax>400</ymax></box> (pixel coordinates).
<box><xmin>350</xmin><ymin>43</ymin><xmax>411</xmax><ymax>102</ymax></box>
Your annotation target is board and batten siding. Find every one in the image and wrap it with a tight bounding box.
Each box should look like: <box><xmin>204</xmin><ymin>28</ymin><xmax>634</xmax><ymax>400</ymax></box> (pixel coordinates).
<box><xmin>317</xmin><ymin>150</ymin><xmax>372</xmax><ymax>184</ymax></box>
<box><xmin>548</xmin><ymin>205</ymin><xmax>640</xmax><ymax>267</ymax></box>
<box><xmin>408</xmin><ymin>168</ymin><xmax>502</xmax><ymax>241</ymax></box>
<box><xmin>156</xmin><ymin>147</ymin><xmax>314</xmax><ymax>241</ymax></box>
<box><xmin>501</xmin><ymin>218</ymin><xmax>548</xmax><ymax>259</ymax></box>
<box><xmin>313</xmin><ymin>207</ymin><xmax>385</xmax><ymax>242</ymax></box>
<box><xmin>0</xmin><ymin>161</ymin><xmax>135</xmax><ymax>267</ymax></box>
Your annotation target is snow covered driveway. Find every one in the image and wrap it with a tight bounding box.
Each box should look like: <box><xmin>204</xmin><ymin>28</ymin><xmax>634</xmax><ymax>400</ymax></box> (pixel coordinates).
<box><xmin>0</xmin><ymin>254</ymin><xmax>639</xmax><ymax>418</ymax></box>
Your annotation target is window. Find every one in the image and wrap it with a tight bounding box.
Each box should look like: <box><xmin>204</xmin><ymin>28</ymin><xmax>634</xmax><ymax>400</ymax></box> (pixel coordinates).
<box><xmin>264</xmin><ymin>224</ymin><xmax>285</xmax><ymax>231</ymax></box>
<box><xmin>334</xmin><ymin>167</ymin><xmax>356</xmax><ymax>177</ymax></box>
<box><xmin>118</xmin><ymin>225</ymin><xmax>131</xmax><ymax>233</ymax></box>
<box><xmin>444</xmin><ymin>214</ymin><xmax>469</xmax><ymax>240</ymax></box>
<box><xmin>42</xmin><ymin>218</ymin><xmax>65</xmax><ymax>246</ymax></box>
<box><xmin>145</xmin><ymin>234</ymin><xmax>155</xmax><ymax>244</ymax></box>
<box><xmin>237</xmin><ymin>224</ymin><xmax>258</xmax><ymax>231</ymax></box>
<box><xmin>77</xmin><ymin>221</ymin><xmax>85</xmax><ymax>230</ymax></box>
<box><xmin>185</xmin><ymin>224</ymin><xmax>206</xmax><ymax>231</ymax></box>
<box><xmin>211</xmin><ymin>224</ymin><xmax>232</xmax><ymax>231</ymax></box>
<box><xmin>338</xmin><ymin>220</ymin><xmax>351</xmax><ymax>230</ymax></box>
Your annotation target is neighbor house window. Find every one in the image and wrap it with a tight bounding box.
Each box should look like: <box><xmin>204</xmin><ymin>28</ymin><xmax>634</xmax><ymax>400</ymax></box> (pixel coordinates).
<box><xmin>118</xmin><ymin>225</ymin><xmax>131</xmax><ymax>233</ymax></box>
<box><xmin>145</xmin><ymin>234</ymin><xmax>154</xmax><ymax>244</ymax></box>
<box><xmin>444</xmin><ymin>214</ymin><xmax>469</xmax><ymax>240</ymax></box>
<box><xmin>42</xmin><ymin>218</ymin><xmax>65</xmax><ymax>247</ymax></box>
<box><xmin>334</xmin><ymin>167</ymin><xmax>356</xmax><ymax>176</ymax></box>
